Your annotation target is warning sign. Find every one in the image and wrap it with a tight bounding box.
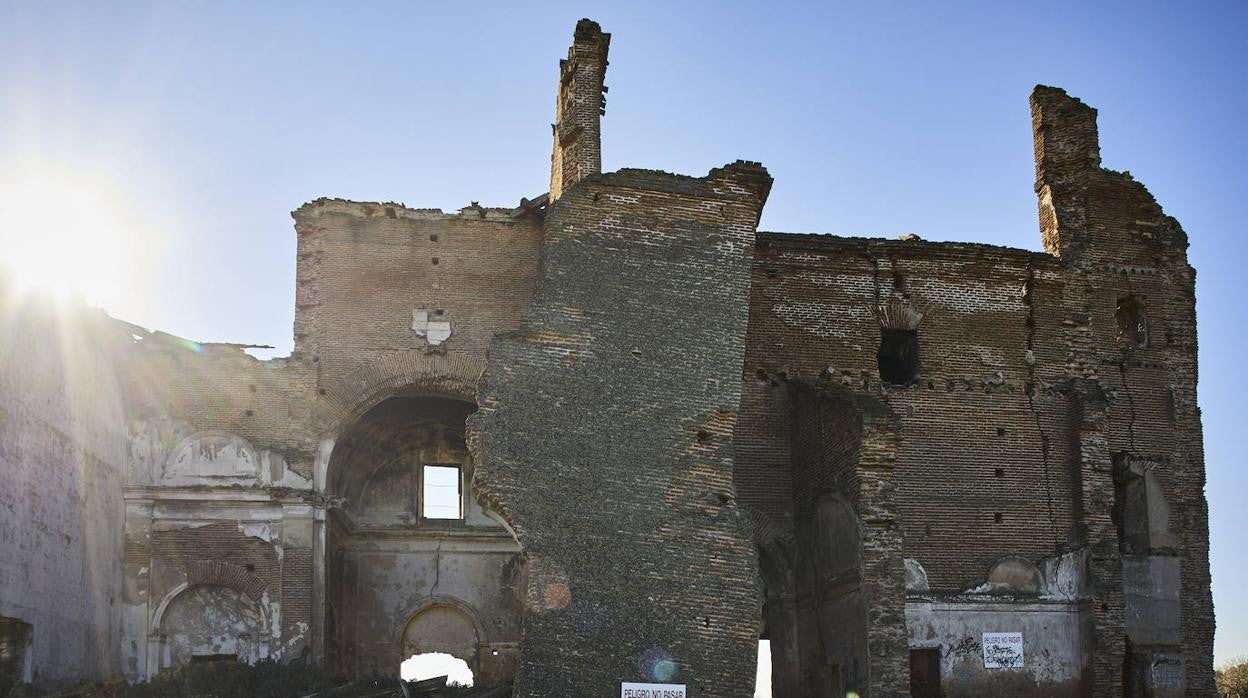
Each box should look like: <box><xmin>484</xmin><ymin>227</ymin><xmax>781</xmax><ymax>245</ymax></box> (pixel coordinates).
<box><xmin>621</xmin><ymin>682</ymin><xmax>687</xmax><ymax>698</ymax></box>
<box><xmin>982</xmin><ymin>632</ymin><xmax>1024</xmax><ymax>668</ymax></box>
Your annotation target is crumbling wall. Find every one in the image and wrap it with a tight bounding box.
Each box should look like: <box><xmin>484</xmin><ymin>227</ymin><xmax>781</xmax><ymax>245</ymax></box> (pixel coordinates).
<box><xmin>1031</xmin><ymin>85</ymin><xmax>1211</xmax><ymax>696</ymax></box>
<box><xmin>0</xmin><ymin>297</ymin><xmax>129</xmax><ymax>689</ymax></box>
<box><xmin>470</xmin><ymin>163</ymin><xmax>772</xmax><ymax>697</ymax></box>
<box><xmin>291</xmin><ymin>200</ymin><xmax>543</xmax><ymax>411</ymax></box>
<box><xmin>732</xmin><ymin>85</ymin><xmax>1210</xmax><ymax>695</ymax></box>
<box><xmin>742</xmin><ymin>234</ymin><xmax>1078</xmax><ymax>591</ymax></box>
<box><xmin>788</xmin><ymin>381</ymin><xmax>907</xmax><ymax>697</ymax></box>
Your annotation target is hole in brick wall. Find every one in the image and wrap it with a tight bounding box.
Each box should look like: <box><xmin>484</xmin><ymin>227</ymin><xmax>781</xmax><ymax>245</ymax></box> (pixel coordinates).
<box><xmin>766</xmin><ymin>268</ymin><xmax>779</xmax><ymax>278</ymax></box>
<box><xmin>696</xmin><ymin>430</ymin><xmax>711</xmax><ymax>443</ymax></box>
<box><xmin>429</xmin><ymin>234</ymin><xmax>438</xmax><ymax>242</ymax></box>
<box><xmin>924</xmin><ymin>523</ymin><xmax>932</xmax><ymax>536</ymax></box>
<box><xmin>878</xmin><ymin>328</ymin><xmax>920</xmax><ymax>385</ymax></box>
<box><xmin>994</xmin><ymin>512</ymin><xmax>1004</xmax><ymax>524</ymax></box>
<box><xmin>1116</xmin><ymin>295</ymin><xmax>1149</xmax><ymax>347</ymax></box>
<box><xmin>401</xmin><ymin>653</ymin><xmax>473</xmax><ymax>687</ymax></box>
<box><xmin>431</xmin><ymin>257</ymin><xmax>439</xmax><ymax>265</ymax></box>
<box><xmin>892</xmin><ymin>270</ymin><xmax>907</xmax><ymax>291</ymax></box>
<box><xmin>995</xmin><ymin>468</ymin><xmax>1005</xmax><ymax>478</ymax></box>
<box><xmin>245</xmin><ymin>564</ymin><xmax>255</xmax><ymax>572</ymax></box>
<box><xmin>243</xmin><ymin>409</ymin><xmax>254</xmax><ymax>417</ymax></box>
<box><xmin>318</xmin><ymin>388</ymin><xmax>327</xmax><ymax>396</ymax></box>
<box><xmin>997</xmin><ymin>427</ymin><xmax>1006</xmax><ymax>436</ymax></box>
<box><xmin>435</xmin><ymin>309</ymin><xmax>444</xmax><ymax>316</ymax></box>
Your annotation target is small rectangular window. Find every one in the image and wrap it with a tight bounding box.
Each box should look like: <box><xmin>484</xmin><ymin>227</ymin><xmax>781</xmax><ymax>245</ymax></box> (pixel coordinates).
<box><xmin>1116</xmin><ymin>295</ymin><xmax>1148</xmax><ymax>347</ymax></box>
<box><xmin>422</xmin><ymin>465</ymin><xmax>462</xmax><ymax>519</ymax></box>
<box><xmin>878</xmin><ymin>328</ymin><xmax>920</xmax><ymax>385</ymax></box>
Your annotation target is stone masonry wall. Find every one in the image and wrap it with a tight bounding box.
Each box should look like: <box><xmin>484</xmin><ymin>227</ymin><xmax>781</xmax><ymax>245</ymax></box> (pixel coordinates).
<box><xmin>470</xmin><ymin>163</ymin><xmax>772</xmax><ymax>697</ymax></box>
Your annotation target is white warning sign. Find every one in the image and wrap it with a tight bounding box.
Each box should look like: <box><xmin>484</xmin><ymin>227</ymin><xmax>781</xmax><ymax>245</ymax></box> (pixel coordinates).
<box><xmin>982</xmin><ymin>631</ymin><xmax>1024</xmax><ymax>668</ymax></box>
<box><xmin>621</xmin><ymin>682</ymin><xmax>687</xmax><ymax>698</ymax></box>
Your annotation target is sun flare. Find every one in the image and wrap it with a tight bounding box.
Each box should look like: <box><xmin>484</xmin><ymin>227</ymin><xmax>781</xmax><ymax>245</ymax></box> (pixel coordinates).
<box><xmin>0</xmin><ymin>169</ymin><xmax>138</xmax><ymax>307</ymax></box>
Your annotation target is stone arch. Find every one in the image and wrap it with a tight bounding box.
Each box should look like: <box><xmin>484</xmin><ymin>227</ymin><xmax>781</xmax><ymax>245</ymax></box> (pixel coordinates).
<box><xmin>399</xmin><ymin>598</ymin><xmax>483</xmax><ymax>672</ymax></box>
<box><xmin>184</xmin><ymin>561</ymin><xmax>268</xmax><ymax>602</ymax></box>
<box><xmin>150</xmin><ymin>582</ymin><xmax>271</xmax><ymax>675</ymax></box>
<box><xmin>317</xmin><ymin>351</ymin><xmax>487</xmax><ymax>436</ymax></box>
<box><xmin>323</xmin><ymin>392</ymin><xmax>522</xmax><ymax>680</ymax></box>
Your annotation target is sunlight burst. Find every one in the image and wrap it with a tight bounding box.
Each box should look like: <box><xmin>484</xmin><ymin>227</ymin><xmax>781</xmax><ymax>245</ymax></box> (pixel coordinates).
<box><xmin>0</xmin><ymin>169</ymin><xmax>140</xmax><ymax>307</ymax></box>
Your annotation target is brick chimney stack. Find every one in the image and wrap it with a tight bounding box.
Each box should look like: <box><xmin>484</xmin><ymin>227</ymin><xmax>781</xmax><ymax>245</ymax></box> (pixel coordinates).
<box><xmin>549</xmin><ymin>19</ymin><xmax>610</xmax><ymax>201</ymax></box>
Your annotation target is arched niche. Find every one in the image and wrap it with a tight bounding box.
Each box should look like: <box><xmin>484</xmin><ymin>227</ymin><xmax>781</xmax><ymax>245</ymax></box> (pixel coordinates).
<box><xmin>327</xmin><ymin>396</ymin><xmax>481</xmax><ymax>527</ymax></box>
<box><xmin>162</xmin><ymin>431</ymin><xmax>259</xmax><ymax>485</ymax></box>
<box><xmin>155</xmin><ymin>584</ymin><xmax>269</xmax><ymax>670</ymax></box>
<box><xmin>811</xmin><ymin>495</ymin><xmax>863</xmax><ymax>588</ymax></box>
<box><xmin>984</xmin><ymin>556</ymin><xmax>1045</xmax><ymax>595</ymax></box>
<box><xmin>323</xmin><ymin>394</ymin><xmax>522</xmax><ymax>679</ymax></box>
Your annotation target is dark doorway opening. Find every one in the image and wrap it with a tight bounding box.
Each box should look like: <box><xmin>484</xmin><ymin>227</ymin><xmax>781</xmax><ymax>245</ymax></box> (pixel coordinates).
<box><xmin>909</xmin><ymin>648</ymin><xmax>942</xmax><ymax>697</ymax></box>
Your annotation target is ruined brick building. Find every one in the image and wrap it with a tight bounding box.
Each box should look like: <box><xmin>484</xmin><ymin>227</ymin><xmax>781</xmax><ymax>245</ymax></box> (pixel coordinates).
<box><xmin>0</xmin><ymin>18</ymin><xmax>1213</xmax><ymax>698</ymax></box>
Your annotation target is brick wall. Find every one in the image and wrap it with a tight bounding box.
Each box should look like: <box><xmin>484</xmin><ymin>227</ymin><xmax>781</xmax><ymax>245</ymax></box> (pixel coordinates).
<box><xmin>470</xmin><ymin>162</ymin><xmax>772</xmax><ymax>697</ymax></box>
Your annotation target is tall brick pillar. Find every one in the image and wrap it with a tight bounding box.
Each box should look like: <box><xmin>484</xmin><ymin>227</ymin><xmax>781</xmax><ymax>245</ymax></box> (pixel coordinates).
<box><xmin>549</xmin><ymin>19</ymin><xmax>609</xmax><ymax>201</ymax></box>
<box><xmin>469</xmin><ymin>161</ymin><xmax>772</xmax><ymax>697</ymax></box>
<box><xmin>1032</xmin><ymin>85</ymin><xmax>1214</xmax><ymax>694</ymax></box>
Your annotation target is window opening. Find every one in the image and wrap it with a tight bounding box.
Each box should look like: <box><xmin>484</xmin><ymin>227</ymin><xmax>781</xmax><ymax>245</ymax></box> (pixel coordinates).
<box><xmin>878</xmin><ymin>328</ymin><xmax>920</xmax><ymax>385</ymax></box>
<box><xmin>422</xmin><ymin>465</ymin><xmax>462</xmax><ymax>519</ymax></box>
<box><xmin>1116</xmin><ymin>295</ymin><xmax>1148</xmax><ymax>347</ymax></box>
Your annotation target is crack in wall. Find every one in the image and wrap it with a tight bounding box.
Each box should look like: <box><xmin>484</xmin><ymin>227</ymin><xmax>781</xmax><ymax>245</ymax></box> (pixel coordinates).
<box><xmin>1023</xmin><ymin>261</ymin><xmax>1060</xmax><ymax>548</ymax></box>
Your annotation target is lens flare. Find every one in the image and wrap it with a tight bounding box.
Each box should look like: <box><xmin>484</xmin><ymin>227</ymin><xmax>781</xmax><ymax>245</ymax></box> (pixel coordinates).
<box><xmin>0</xmin><ymin>167</ymin><xmax>143</xmax><ymax>309</ymax></box>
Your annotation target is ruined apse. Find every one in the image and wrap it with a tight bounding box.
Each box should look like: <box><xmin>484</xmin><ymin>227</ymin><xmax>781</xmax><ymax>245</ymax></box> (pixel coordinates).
<box><xmin>0</xmin><ymin>17</ymin><xmax>1211</xmax><ymax>698</ymax></box>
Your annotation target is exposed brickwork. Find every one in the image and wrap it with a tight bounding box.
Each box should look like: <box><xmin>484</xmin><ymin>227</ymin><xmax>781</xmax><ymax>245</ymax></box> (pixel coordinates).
<box><xmin>150</xmin><ymin>522</ymin><xmax>280</xmax><ymax>593</ymax></box>
<box><xmin>0</xmin><ymin>20</ymin><xmax>1212</xmax><ymax>698</ymax></box>
<box><xmin>186</xmin><ymin>560</ymin><xmax>269</xmax><ymax>601</ymax></box>
<box><xmin>470</xmin><ymin>162</ymin><xmax>772</xmax><ymax>697</ymax></box>
<box><xmin>549</xmin><ymin>19</ymin><xmax>609</xmax><ymax>200</ymax></box>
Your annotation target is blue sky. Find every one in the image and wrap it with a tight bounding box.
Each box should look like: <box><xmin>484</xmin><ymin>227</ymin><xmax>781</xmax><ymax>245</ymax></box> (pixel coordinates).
<box><xmin>1</xmin><ymin>0</ymin><xmax>1245</xmax><ymax>666</ymax></box>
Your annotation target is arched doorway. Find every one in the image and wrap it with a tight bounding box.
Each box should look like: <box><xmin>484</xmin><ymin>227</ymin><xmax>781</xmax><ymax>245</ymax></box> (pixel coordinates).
<box><xmin>324</xmin><ymin>395</ymin><xmax>522</xmax><ymax>681</ymax></box>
